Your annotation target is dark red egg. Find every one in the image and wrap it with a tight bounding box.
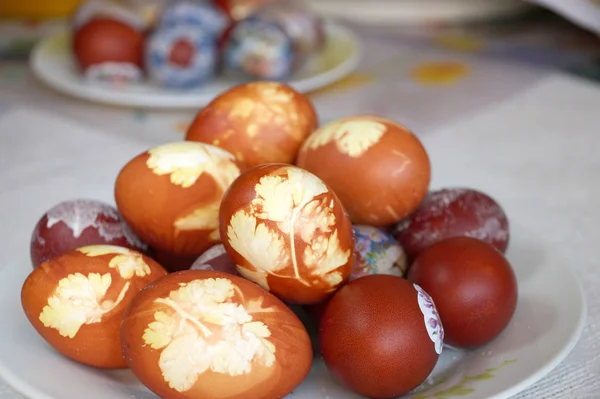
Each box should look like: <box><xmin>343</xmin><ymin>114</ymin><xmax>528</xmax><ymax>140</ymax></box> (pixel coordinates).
<box><xmin>151</xmin><ymin>249</ymin><xmax>198</xmax><ymax>273</ymax></box>
<box><xmin>408</xmin><ymin>236</ymin><xmax>518</xmax><ymax>349</ymax></box>
<box><xmin>395</xmin><ymin>188</ymin><xmax>510</xmax><ymax>261</ymax></box>
<box><xmin>189</xmin><ymin>244</ymin><xmax>238</xmax><ymax>276</ymax></box>
<box><xmin>30</xmin><ymin>199</ymin><xmax>148</xmax><ymax>268</ymax></box>
<box><xmin>320</xmin><ymin>275</ymin><xmax>443</xmax><ymax>399</ymax></box>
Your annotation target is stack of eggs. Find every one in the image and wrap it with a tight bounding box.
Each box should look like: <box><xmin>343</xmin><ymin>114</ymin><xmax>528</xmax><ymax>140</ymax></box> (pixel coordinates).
<box><xmin>71</xmin><ymin>0</ymin><xmax>324</xmax><ymax>88</ymax></box>
<box><xmin>21</xmin><ymin>81</ymin><xmax>518</xmax><ymax>399</ymax></box>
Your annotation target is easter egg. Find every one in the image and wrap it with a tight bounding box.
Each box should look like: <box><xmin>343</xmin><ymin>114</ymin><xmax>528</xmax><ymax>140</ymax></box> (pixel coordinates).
<box><xmin>320</xmin><ymin>275</ymin><xmax>443</xmax><ymax>398</ymax></box>
<box><xmin>190</xmin><ymin>244</ymin><xmax>239</xmax><ymax>276</ymax></box>
<box><xmin>121</xmin><ymin>270</ymin><xmax>313</xmax><ymax>399</ymax></box>
<box><xmin>186</xmin><ymin>81</ymin><xmax>318</xmax><ymax>167</ymax></box>
<box><xmin>159</xmin><ymin>0</ymin><xmax>228</xmax><ymax>38</ymax></box>
<box><xmin>408</xmin><ymin>236</ymin><xmax>518</xmax><ymax>348</ymax></box>
<box><xmin>21</xmin><ymin>245</ymin><xmax>167</xmax><ymax>368</ymax></box>
<box><xmin>351</xmin><ymin>224</ymin><xmax>408</xmax><ymax>280</ymax></box>
<box><xmin>296</xmin><ymin>115</ymin><xmax>431</xmax><ymax>226</ymax></box>
<box><xmin>72</xmin><ymin>0</ymin><xmax>147</xmax><ymax>31</ymax></box>
<box><xmin>219</xmin><ymin>164</ymin><xmax>354</xmax><ymax>304</ymax></box>
<box><xmin>114</xmin><ymin>142</ymin><xmax>245</xmax><ymax>265</ymax></box>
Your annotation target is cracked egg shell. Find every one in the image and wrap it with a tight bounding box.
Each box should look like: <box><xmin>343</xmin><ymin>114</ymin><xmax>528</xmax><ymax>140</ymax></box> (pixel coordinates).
<box><xmin>115</xmin><ymin>142</ymin><xmax>246</xmax><ymax>261</ymax></box>
<box><xmin>296</xmin><ymin>115</ymin><xmax>431</xmax><ymax>227</ymax></box>
<box><xmin>320</xmin><ymin>275</ymin><xmax>444</xmax><ymax>399</ymax></box>
<box><xmin>30</xmin><ymin>199</ymin><xmax>148</xmax><ymax>269</ymax></box>
<box><xmin>218</xmin><ymin>163</ymin><xmax>354</xmax><ymax>305</ymax></box>
<box><xmin>394</xmin><ymin>187</ymin><xmax>510</xmax><ymax>261</ymax></box>
<box><xmin>21</xmin><ymin>245</ymin><xmax>167</xmax><ymax>369</ymax></box>
<box><xmin>408</xmin><ymin>236</ymin><xmax>517</xmax><ymax>349</ymax></box>
<box><xmin>186</xmin><ymin>81</ymin><xmax>318</xmax><ymax>167</ymax></box>
<box><xmin>120</xmin><ymin>270</ymin><xmax>313</xmax><ymax>399</ymax></box>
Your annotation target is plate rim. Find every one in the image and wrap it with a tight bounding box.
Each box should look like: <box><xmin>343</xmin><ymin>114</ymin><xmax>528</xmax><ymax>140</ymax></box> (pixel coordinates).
<box><xmin>28</xmin><ymin>21</ymin><xmax>363</xmax><ymax>110</ymax></box>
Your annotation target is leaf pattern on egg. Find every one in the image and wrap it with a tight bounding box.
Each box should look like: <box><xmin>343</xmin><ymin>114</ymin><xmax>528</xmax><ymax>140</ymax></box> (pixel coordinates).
<box><xmin>142</xmin><ymin>278</ymin><xmax>276</xmax><ymax>393</ymax></box>
<box><xmin>77</xmin><ymin>245</ymin><xmax>151</xmax><ymax>279</ymax></box>
<box><xmin>304</xmin><ymin>118</ymin><xmax>387</xmax><ymax>157</ymax></box>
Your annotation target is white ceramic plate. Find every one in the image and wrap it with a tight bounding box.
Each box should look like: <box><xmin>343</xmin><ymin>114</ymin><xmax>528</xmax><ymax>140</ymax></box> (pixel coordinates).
<box><xmin>0</xmin><ymin>223</ymin><xmax>586</xmax><ymax>399</ymax></box>
<box><xmin>29</xmin><ymin>21</ymin><xmax>361</xmax><ymax>109</ymax></box>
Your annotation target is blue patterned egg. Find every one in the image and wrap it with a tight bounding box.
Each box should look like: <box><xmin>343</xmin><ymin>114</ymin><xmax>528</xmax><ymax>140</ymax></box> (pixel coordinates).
<box><xmin>223</xmin><ymin>17</ymin><xmax>294</xmax><ymax>80</ymax></box>
<box><xmin>146</xmin><ymin>25</ymin><xmax>217</xmax><ymax>89</ymax></box>
<box><xmin>159</xmin><ymin>0</ymin><xmax>229</xmax><ymax>39</ymax></box>
<box><xmin>351</xmin><ymin>225</ymin><xmax>408</xmax><ymax>280</ymax></box>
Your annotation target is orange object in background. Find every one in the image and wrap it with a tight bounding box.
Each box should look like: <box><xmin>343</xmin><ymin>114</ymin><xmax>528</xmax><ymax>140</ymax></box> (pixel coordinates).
<box><xmin>0</xmin><ymin>0</ymin><xmax>83</xmax><ymax>18</ymax></box>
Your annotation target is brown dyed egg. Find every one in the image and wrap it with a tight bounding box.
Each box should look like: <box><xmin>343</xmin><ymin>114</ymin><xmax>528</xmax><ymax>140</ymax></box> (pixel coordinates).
<box><xmin>320</xmin><ymin>275</ymin><xmax>443</xmax><ymax>399</ymax></box>
<box><xmin>73</xmin><ymin>17</ymin><xmax>145</xmax><ymax>82</ymax></box>
<box><xmin>395</xmin><ymin>187</ymin><xmax>510</xmax><ymax>261</ymax></box>
<box><xmin>121</xmin><ymin>270</ymin><xmax>312</xmax><ymax>399</ymax></box>
<box><xmin>219</xmin><ymin>164</ymin><xmax>354</xmax><ymax>304</ymax></box>
<box><xmin>21</xmin><ymin>245</ymin><xmax>167</xmax><ymax>369</ymax></box>
<box><xmin>152</xmin><ymin>249</ymin><xmax>199</xmax><ymax>273</ymax></box>
<box><xmin>190</xmin><ymin>243</ymin><xmax>239</xmax><ymax>276</ymax></box>
<box><xmin>115</xmin><ymin>142</ymin><xmax>245</xmax><ymax>265</ymax></box>
<box><xmin>186</xmin><ymin>81</ymin><xmax>318</xmax><ymax>167</ymax></box>
<box><xmin>30</xmin><ymin>199</ymin><xmax>148</xmax><ymax>269</ymax></box>
<box><xmin>408</xmin><ymin>236</ymin><xmax>518</xmax><ymax>349</ymax></box>
<box><xmin>296</xmin><ymin>115</ymin><xmax>431</xmax><ymax>226</ymax></box>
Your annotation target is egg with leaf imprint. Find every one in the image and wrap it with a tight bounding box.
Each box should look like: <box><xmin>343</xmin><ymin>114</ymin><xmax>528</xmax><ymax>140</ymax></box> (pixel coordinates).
<box><xmin>115</xmin><ymin>142</ymin><xmax>246</xmax><ymax>270</ymax></box>
<box><xmin>186</xmin><ymin>81</ymin><xmax>318</xmax><ymax>167</ymax></box>
<box><xmin>219</xmin><ymin>164</ymin><xmax>354</xmax><ymax>305</ymax></box>
<box><xmin>296</xmin><ymin>115</ymin><xmax>431</xmax><ymax>226</ymax></box>
<box><xmin>21</xmin><ymin>245</ymin><xmax>167</xmax><ymax>369</ymax></box>
<box><xmin>121</xmin><ymin>270</ymin><xmax>312</xmax><ymax>399</ymax></box>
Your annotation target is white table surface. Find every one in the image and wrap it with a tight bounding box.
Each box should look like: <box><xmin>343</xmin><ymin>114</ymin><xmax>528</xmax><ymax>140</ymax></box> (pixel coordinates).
<box><xmin>0</xmin><ymin>30</ymin><xmax>598</xmax><ymax>397</ymax></box>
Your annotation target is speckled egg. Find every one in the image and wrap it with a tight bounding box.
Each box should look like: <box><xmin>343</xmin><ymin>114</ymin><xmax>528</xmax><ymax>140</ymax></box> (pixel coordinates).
<box><xmin>296</xmin><ymin>115</ymin><xmax>431</xmax><ymax>226</ymax></box>
<box><xmin>21</xmin><ymin>245</ymin><xmax>167</xmax><ymax>368</ymax></box>
<box><xmin>186</xmin><ymin>81</ymin><xmax>318</xmax><ymax>167</ymax></box>
<box><xmin>190</xmin><ymin>244</ymin><xmax>239</xmax><ymax>276</ymax></box>
<box><xmin>408</xmin><ymin>236</ymin><xmax>518</xmax><ymax>349</ymax></box>
<box><xmin>219</xmin><ymin>164</ymin><xmax>354</xmax><ymax>304</ymax></box>
<box><xmin>394</xmin><ymin>187</ymin><xmax>510</xmax><ymax>261</ymax></box>
<box><xmin>114</xmin><ymin>142</ymin><xmax>245</xmax><ymax>268</ymax></box>
<box><xmin>121</xmin><ymin>270</ymin><xmax>313</xmax><ymax>399</ymax></box>
<box><xmin>30</xmin><ymin>199</ymin><xmax>148</xmax><ymax>268</ymax></box>
<box><xmin>320</xmin><ymin>275</ymin><xmax>443</xmax><ymax>398</ymax></box>
<box><xmin>351</xmin><ymin>224</ymin><xmax>408</xmax><ymax>280</ymax></box>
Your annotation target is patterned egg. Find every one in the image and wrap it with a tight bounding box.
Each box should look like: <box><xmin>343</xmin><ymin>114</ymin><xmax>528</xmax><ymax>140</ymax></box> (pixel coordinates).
<box><xmin>219</xmin><ymin>164</ymin><xmax>354</xmax><ymax>304</ymax></box>
<box><xmin>30</xmin><ymin>199</ymin><xmax>148</xmax><ymax>268</ymax></box>
<box><xmin>213</xmin><ymin>0</ymin><xmax>277</xmax><ymax>21</ymax></box>
<box><xmin>21</xmin><ymin>245</ymin><xmax>167</xmax><ymax>368</ymax></box>
<box><xmin>114</xmin><ymin>142</ymin><xmax>245</xmax><ymax>270</ymax></box>
<box><xmin>190</xmin><ymin>244</ymin><xmax>239</xmax><ymax>276</ymax></box>
<box><xmin>408</xmin><ymin>237</ymin><xmax>518</xmax><ymax>349</ymax></box>
<box><xmin>296</xmin><ymin>115</ymin><xmax>431</xmax><ymax>227</ymax></box>
<box><xmin>186</xmin><ymin>81</ymin><xmax>318</xmax><ymax>167</ymax></box>
<box><xmin>73</xmin><ymin>17</ymin><xmax>145</xmax><ymax>84</ymax></box>
<box><xmin>351</xmin><ymin>224</ymin><xmax>408</xmax><ymax>280</ymax></box>
<box><xmin>159</xmin><ymin>0</ymin><xmax>229</xmax><ymax>39</ymax></box>
<box><xmin>394</xmin><ymin>187</ymin><xmax>510</xmax><ymax>261</ymax></box>
<box><xmin>121</xmin><ymin>270</ymin><xmax>313</xmax><ymax>399</ymax></box>
<box><xmin>146</xmin><ymin>25</ymin><xmax>217</xmax><ymax>89</ymax></box>
<box><xmin>320</xmin><ymin>275</ymin><xmax>443</xmax><ymax>398</ymax></box>
<box><xmin>223</xmin><ymin>18</ymin><xmax>295</xmax><ymax>80</ymax></box>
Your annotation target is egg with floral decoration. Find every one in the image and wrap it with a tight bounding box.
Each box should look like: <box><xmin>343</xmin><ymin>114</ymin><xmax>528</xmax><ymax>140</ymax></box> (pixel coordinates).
<box><xmin>219</xmin><ymin>164</ymin><xmax>354</xmax><ymax>305</ymax></box>
<box><xmin>320</xmin><ymin>275</ymin><xmax>444</xmax><ymax>398</ymax></box>
<box><xmin>351</xmin><ymin>224</ymin><xmax>408</xmax><ymax>280</ymax></box>
<box><xmin>296</xmin><ymin>115</ymin><xmax>431</xmax><ymax>226</ymax></box>
<box><xmin>146</xmin><ymin>25</ymin><xmax>217</xmax><ymax>89</ymax></box>
<box><xmin>159</xmin><ymin>0</ymin><xmax>229</xmax><ymax>39</ymax></box>
<box><xmin>121</xmin><ymin>270</ymin><xmax>312</xmax><ymax>399</ymax></box>
<box><xmin>21</xmin><ymin>245</ymin><xmax>167</xmax><ymax>369</ymax></box>
<box><xmin>30</xmin><ymin>199</ymin><xmax>148</xmax><ymax>268</ymax></box>
<box><xmin>186</xmin><ymin>81</ymin><xmax>318</xmax><ymax>167</ymax></box>
<box><xmin>190</xmin><ymin>244</ymin><xmax>239</xmax><ymax>276</ymax></box>
<box><xmin>115</xmin><ymin>142</ymin><xmax>245</xmax><ymax>272</ymax></box>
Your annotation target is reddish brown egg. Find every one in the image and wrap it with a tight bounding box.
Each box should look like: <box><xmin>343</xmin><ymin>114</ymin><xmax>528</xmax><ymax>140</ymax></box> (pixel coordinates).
<box><xmin>21</xmin><ymin>245</ymin><xmax>167</xmax><ymax>369</ymax></box>
<box><xmin>296</xmin><ymin>115</ymin><xmax>431</xmax><ymax>226</ymax></box>
<box><xmin>190</xmin><ymin>243</ymin><xmax>239</xmax><ymax>276</ymax></box>
<box><xmin>73</xmin><ymin>17</ymin><xmax>145</xmax><ymax>82</ymax></box>
<box><xmin>30</xmin><ymin>199</ymin><xmax>148</xmax><ymax>268</ymax></box>
<box><xmin>408</xmin><ymin>236</ymin><xmax>518</xmax><ymax>349</ymax></box>
<box><xmin>115</xmin><ymin>142</ymin><xmax>245</xmax><ymax>262</ymax></box>
<box><xmin>219</xmin><ymin>164</ymin><xmax>354</xmax><ymax>304</ymax></box>
<box><xmin>395</xmin><ymin>188</ymin><xmax>510</xmax><ymax>261</ymax></box>
<box><xmin>152</xmin><ymin>249</ymin><xmax>199</xmax><ymax>273</ymax></box>
<box><xmin>186</xmin><ymin>81</ymin><xmax>318</xmax><ymax>167</ymax></box>
<box><xmin>121</xmin><ymin>270</ymin><xmax>312</xmax><ymax>399</ymax></box>
<box><xmin>320</xmin><ymin>275</ymin><xmax>443</xmax><ymax>398</ymax></box>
